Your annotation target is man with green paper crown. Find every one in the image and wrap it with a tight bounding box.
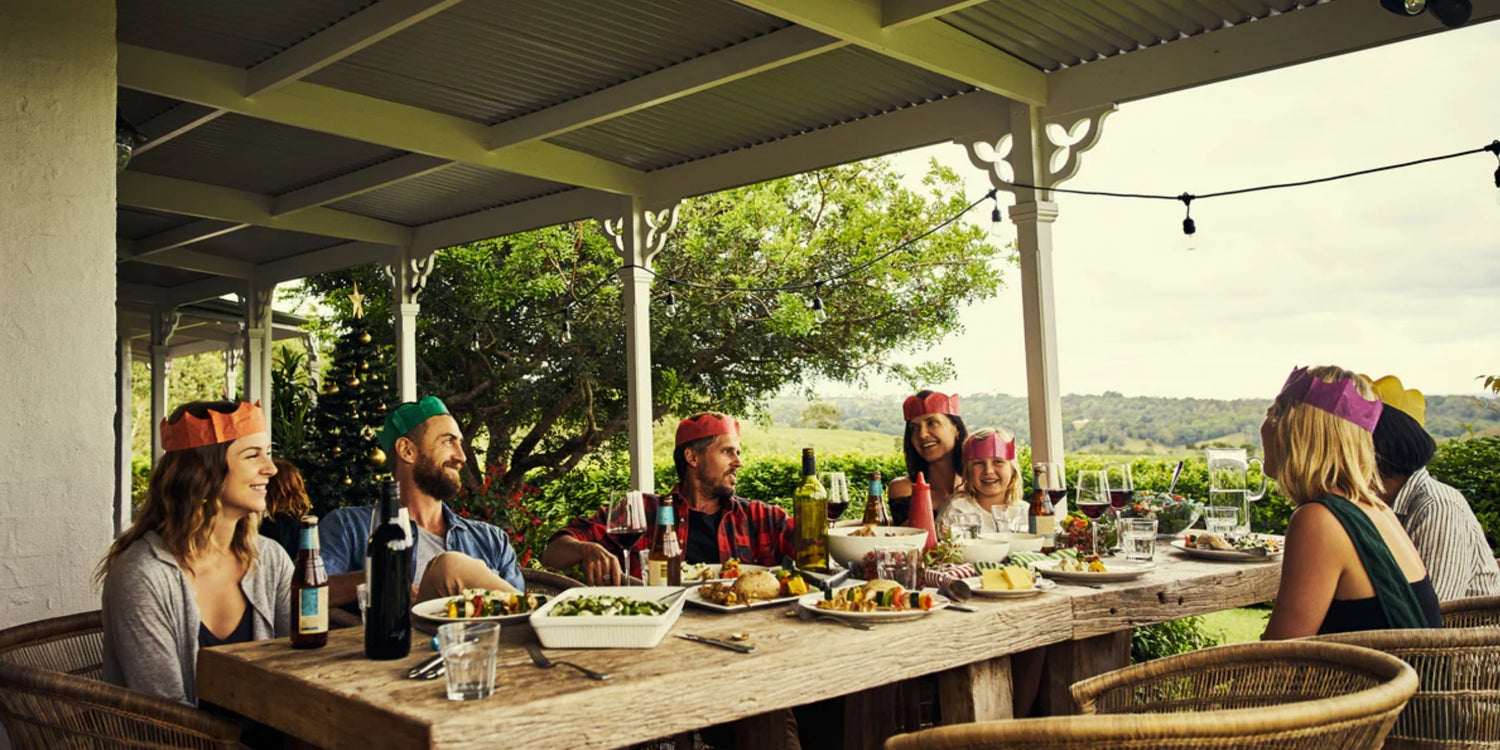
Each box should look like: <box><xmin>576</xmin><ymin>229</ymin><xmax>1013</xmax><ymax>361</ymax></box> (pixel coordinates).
<box><xmin>321</xmin><ymin>396</ymin><xmax>524</xmax><ymax>607</ymax></box>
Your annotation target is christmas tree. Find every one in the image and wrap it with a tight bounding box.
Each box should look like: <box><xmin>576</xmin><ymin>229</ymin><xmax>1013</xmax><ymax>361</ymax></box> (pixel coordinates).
<box><xmin>302</xmin><ymin>283</ymin><xmax>394</xmax><ymax>514</ymax></box>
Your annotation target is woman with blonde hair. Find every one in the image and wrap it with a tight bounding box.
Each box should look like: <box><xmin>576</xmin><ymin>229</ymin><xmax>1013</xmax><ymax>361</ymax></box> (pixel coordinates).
<box><xmin>938</xmin><ymin>428</ymin><xmax>1025</xmax><ymax>533</ymax></box>
<box><xmin>1260</xmin><ymin>366</ymin><xmax>1440</xmax><ymax>639</ymax></box>
<box><xmin>98</xmin><ymin>400</ymin><xmax>292</xmax><ymax>705</ymax></box>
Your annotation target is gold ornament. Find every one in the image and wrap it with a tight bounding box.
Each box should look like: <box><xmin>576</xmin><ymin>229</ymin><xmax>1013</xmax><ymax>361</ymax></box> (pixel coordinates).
<box><xmin>360</xmin><ymin>361</ymin><xmax>370</xmax><ymax>371</ymax></box>
<box><xmin>348</xmin><ymin>281</ymin><xmax>366</xmax><ymax>319</ymax></box>
<box><xmin>341</xmin><ymin>476</ymin><xmax>353</xmax><ymax>487</ymax></box>
<box><xmin>358</xmin><ymin>331</ymin><xmax>372</xmax><ymax>344</ymax></box>
<box><xmin>331</xmin><ymin>445</ymin><xmax>342</xmax><ymax>456</ymax></box>
<box><xmin>346</xmin><ymin>376</ymin><xmax>361</xmax><ymax>388</ymax></box>
<box><xmin>368</xmin><ymin>447</ymin><xmax>387</xmax><ymax>466</ymax></box>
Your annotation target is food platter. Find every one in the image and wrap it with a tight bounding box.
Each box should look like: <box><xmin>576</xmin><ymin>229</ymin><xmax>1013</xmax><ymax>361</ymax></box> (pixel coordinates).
<box><xmin>683</xmin><ymin>586</ymin><xmax>802</xmax><ymax>613</ymax></box>
<box><xmin>410</xmin><ymin>593</ymin><xmax>549</xmax><ymax>625</ymax></box>
<box><xmin>1170</xmin><ymin>535</ymin><xmax>1284</xmax><ymax>562</ymax></box>
<box><xmin>960</xmin><ymin>576</ymin><xmax>1044</xmax><ymax>599</ymax></box>
<box><xmin>794</xmin><ymin>589</ymin><xmax>949</xmax><ymax>624</ymax></box>
<box><xmin>679</xmin><ymin>563</ymin><xmax>769</xmax><ymax>585</ymax></box>
<box><xmin>1033</xmin><ymin>558</ymin><xmax>1155</xmax><ymax>583</ymax></box>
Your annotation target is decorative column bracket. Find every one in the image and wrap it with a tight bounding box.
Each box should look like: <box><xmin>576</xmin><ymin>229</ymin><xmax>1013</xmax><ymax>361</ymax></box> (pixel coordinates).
<box><xmin>223</xmin><ymin>324</ymin><xmax>244</xmax><ymax>400</ymax></box>
<box><xmin>386</xmin><ymin>247</ymin><xmax>437</xmax><ymax>402</ymax></box>
<box><xmin>602</xmin><ymin>203</ymin><xmax>679</xmax><ymax>269</ymax></box>
<box><xmin>959</xmin><ymin>104</ymin><xmax>1116</xmax><ymax>199</ymax></box>
<box><xmin>384</xmin><ymin>250</ymin><xmax>439</xmax><ymax>305</ymax></box>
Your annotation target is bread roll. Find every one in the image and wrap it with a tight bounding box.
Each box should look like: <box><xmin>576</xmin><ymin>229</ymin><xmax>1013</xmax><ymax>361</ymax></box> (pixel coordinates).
<box><xmin>732</xmin><ymin>570</ymin><xmax>781</xmax><ymax>601</ymax></box>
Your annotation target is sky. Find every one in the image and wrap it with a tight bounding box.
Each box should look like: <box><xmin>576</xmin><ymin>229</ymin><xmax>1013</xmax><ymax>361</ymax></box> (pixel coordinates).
<box><xmin>843</xmin><ymin>19</ymin><xmax>1500</xmax><ymax>402</ymax></box>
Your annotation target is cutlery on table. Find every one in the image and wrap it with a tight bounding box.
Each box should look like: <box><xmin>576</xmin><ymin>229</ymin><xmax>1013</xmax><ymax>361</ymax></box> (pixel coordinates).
<box><xmin>1167</xmin><ymin>460</ymin><xmax>1185</xmax><ymax>495</ymax></box>
<box><xmin>406</xmin><ymin>653</ymin><xmax>445</xmax><ymax>680</ymax></box>
<box><xmin>792</xmin><ymin>606</ymin><xmax>875</xmax><ymax>631</ymax></box>
<box><xmin>523</xmin><ymin>643</ymin><xmax>612</xmax><ymax>681</ymax></box>
<box><xmin>675</xmin><ymin>633</ymin><xmax>757</xmax><ymax>653</ymax></box>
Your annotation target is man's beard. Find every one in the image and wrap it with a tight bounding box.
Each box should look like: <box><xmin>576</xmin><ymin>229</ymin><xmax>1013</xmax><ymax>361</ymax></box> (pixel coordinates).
<box><xmin>412</xmin><ymin>453</ymin><xmax>462</xmax><ymax>500</ymax></box>
<box><xmin>695</xmin><ymin>464</ymin><xmax>734</xmax><ymax>502</ymax></box>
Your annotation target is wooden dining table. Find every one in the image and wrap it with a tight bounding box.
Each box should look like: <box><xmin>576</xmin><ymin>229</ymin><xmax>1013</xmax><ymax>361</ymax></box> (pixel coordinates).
<box><xmin>196</xmin><ymin>549</ymin><xmax>1281</xmax><ymax>750</ymax></box>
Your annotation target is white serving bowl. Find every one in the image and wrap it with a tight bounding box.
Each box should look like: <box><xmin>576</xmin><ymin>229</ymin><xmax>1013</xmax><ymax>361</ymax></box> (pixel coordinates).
<box><xmin>957</xmin><ymin>538</ymin><xmax>1011</xmax><ymax>564</ymax></box>
<box><xmin>827</xmin><ymin>525</ymin><xmax>928</xmax><ymax>567</ymax></box>
<box><xmin>1005</xmin><ymin>532</ymin><xmax>1047</xmax><ymax>554</ymax></box>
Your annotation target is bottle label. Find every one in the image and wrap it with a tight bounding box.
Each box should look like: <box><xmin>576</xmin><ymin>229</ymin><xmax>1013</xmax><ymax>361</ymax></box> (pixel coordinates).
<box><xmin>299</xmin><ymin>586</ymin><xmax>328</xmax><ymax>634</ymax></box>
<box><xmin>656</xmin><ymin>504</ymin><xmax>675</xmax><ymax>526</ymax></box>
<box><xmin>647</xmin><ymin>558</ymin><xmax>669</xmax><ymax>586</ymax></box>
<box><xmin>299</xmin><ymin>526</ymin><xmax>319</xmax><ymax>550</ymax></box>
<box><xmin>1030</xmin><ymin>514</ymin><xmax>1056</xmax><ymax>536</ymax></box>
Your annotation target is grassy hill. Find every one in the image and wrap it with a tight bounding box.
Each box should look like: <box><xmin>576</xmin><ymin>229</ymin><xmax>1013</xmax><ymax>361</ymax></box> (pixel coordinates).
<box><xmin>651</xmin><ymin>421</ymin><xmax>902</xmax><ymax>462</ymax></box>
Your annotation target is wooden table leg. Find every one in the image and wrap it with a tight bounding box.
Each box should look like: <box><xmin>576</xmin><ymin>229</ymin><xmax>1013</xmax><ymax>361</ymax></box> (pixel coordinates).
<box><xmin>1040</xmin><ymin>631</ymin><xmax>1130</xmax><ymax>716</ymax></box>
<box><xmin>936</xmin><ymin>655</ymin><xmax>1013</xmax><ymax>724</ymax></box>
<box><xmin>734</xmin><ymin>709</ymin><xmax>795</xmax><ymax>750</ymax></box>
<box><xmin>841</xmin><ymin>683</ymin><xmax>906</xmax><ymax>750</ymax></box>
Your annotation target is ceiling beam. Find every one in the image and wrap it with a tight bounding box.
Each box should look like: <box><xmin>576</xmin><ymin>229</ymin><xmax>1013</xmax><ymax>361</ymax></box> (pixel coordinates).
<box><xmin>123</xmin><ymin>219</ymin><xmax>249</xmax><ymax>258</ymax></box>
<box><xmin>881</xmin><ymin>0</ymin><xmax>989</xmax><ymax>29</ymax></box>
<box><xmin>648</xmin><ymin>92</ymin><xmax>1008</xmax><ymax>201</ymax></box>
<box><xmin>413</xmin><ymin>189</ymin><xmax>618</xmax><ymax>251</ymax></box>
<box><xmin>119</xmin><ymin>171</ymin><xmax>414</xmax><ymax>246</ymax></box>
<box><xmin>245</xmin><ymin>0</ymin><xmax>467</xmax><ymax>96</ymax></box>
<box><xmin>118</xmin><ymin>282</ymin><xmax>167</xmax><ymax>306</ymax></box>
<box><xmin>126</xmin><ymin>248</ymin><xmax>258</xmax><ymax>278</ymax></box>
<box><xmin>119</xmin><ymin>43</ymin><xmax>648</xmax><ymax>195</ymax></box>
<box><xmin>133</xmin><ymin>103</ymin><xmax>227</xmax><ymax>154</ymax></box>
<box><xmin>727</xmin><ymin>0</ymin><xmax>1045</xmax><ymax>105</ymax></box>
<box><xmin>487</xmin><ymin>26</ymin><xmax>845</xmax><ymax>150</ymax></box>
<box><xmin>272</xmin><ymin>154</ymin><xmax>450</xmax><ymax>215</ymax></box>
<box><xmin>165</xmin><ymin>277</ymin><xmax>245</xmax><ymax>307</ymax></box>
<box><xmin>1046</xmin><ymin>0</ymin><xmax>1500</xmax><ymax>116</ymax></box>
<box><xmin>258</xmin><ymin>241</ymin><xmax>395</xmax><ymax>284</ymax></box>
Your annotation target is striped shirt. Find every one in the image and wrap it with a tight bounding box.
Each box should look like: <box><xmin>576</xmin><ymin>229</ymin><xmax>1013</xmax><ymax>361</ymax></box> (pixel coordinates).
<box><xmin>1391</xmin><ymin>468</ymin><xmax>1500</xmax><ymax>601</ymax></box>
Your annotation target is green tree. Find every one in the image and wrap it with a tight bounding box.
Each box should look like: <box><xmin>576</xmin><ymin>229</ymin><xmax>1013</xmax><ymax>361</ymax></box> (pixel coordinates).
<box><xmin>799</xmin><ymin>402</ymin><xmax>842</xmax><ymax>430</ymax></box>
<box><xmin>298</xmin><ymin>303</ymin><xmax>395</xmax><ymax>512</ymax></box>
<box><xmin>301</xmin><ymin>159</ymin><xmax>1006</xmax><ymax>502</ymax></box>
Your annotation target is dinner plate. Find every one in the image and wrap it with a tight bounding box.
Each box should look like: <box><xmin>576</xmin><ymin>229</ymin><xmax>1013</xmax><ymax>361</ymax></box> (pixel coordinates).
<box><xmin>683</xmin><ymin>584</ymin><xmax>803</xmax><ymax>613</ymax></box>
<box><xmin>794</xmin><ymin>589</ymin><xmax>950</xmax><ymax>623</ymax></box>
<box><xmin>1170</xmin><ymin>536</ymin><xmax>1284</xmax><ymax>562</ymax></box>
<box><xmin>960</xmin><ymin>576</ymin><xmax>1045</xmax><ymax>599</ymax></box>
<box><xmin>1033</xmin><ymin>558</ymin><xmax>1155</xmax><ymax>583</ymax></box>
<box><xmin>410</xmin><ymin>594</ymin><xmax>550</xmax><ymax>625</ymax></box>
<box><xmin>679</xmin><ymin>563</ymin><xmax>770</xmax><ymax>585</ymax></box>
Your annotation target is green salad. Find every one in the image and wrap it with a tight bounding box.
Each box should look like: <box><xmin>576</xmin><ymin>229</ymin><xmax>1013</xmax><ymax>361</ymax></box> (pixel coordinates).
<box><xmin>1121</xmin><ymin>494</ymin><xmax>1204</xmax><ymax>536</ymax></box>
<box><xmin>547</xmin><ymin>595</ymin><xmax>669</xmax><ymax>617</ymax></box>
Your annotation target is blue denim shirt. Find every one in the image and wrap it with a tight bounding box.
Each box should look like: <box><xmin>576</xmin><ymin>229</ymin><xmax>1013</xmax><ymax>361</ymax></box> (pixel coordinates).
<box><xmin>321</xmin><ymin>503</ymin><xmax>525</xmax><ymax>592</ymax></box>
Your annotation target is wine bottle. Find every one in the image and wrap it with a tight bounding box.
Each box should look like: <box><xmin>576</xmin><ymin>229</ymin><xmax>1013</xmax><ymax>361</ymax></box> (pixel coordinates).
<box><xmin>1029</xmin><ymin>467</ymin><xmax>1057</xmax><ymax>538</ymax></box>
<box><xmin>861</xmin><ymin>471</ymin><xmax>890</xmax><ymax>525</ymax></box>
<box><xmin>365</xmin><ymin>480</ymin><xmax>412</xmax><ymax>660</ymax></box>
<box><xmin>646</xmin><ymin>501</ymin><xmax>683</xmax><ymax>586</ymax></box>
<box><xmin>291</xmin><ymin>515</ymin><xmax>328</xmax><ymax>649</ymax></box>
<box><xmin>909</xmin><ymin>471</ymin><xmax>937</xmax><ymax>553</ymax></box>
<box><xmin>792</xmin><ymin>448</ymin><xmax>829</xmax><ymax>571</ymax></box>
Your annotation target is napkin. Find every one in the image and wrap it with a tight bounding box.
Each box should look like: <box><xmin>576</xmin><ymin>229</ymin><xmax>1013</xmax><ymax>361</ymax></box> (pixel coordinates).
<box><xmin>921</xmin><ymin>562</ymin><xmax>978</xmax><ymax>589</ymax></box>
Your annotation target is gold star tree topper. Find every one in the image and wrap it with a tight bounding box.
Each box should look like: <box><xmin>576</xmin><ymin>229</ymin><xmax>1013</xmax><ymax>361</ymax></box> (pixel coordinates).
<box><xmin>348</xmin><ymin>281</ymin><xmax>366</xmax><ymax>319</ymax></box>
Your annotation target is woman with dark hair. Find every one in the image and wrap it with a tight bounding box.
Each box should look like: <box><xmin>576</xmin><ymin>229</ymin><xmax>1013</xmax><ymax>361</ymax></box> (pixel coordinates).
<box><xmin>1370</xmin><ymin>375</ymin><xmax>1500</xmax><ymax>600</ymax></box>
<box><xmin>261</xmin><ymin>457</ymin><xmax>313</xmax><ymax>559</ymax></box>
<box><xmin>888</xmin><ymin>391</ymin><xmax>967</xmax><ymax>526</ymax></box>
<box><xmin>1259</xmin><ymin>366</ymin><xmax>1439</xmax><ymax>639</ymax></box>
<box><xmin>98</xmin><ymin>401</ymin><xmax>292</xmax><ymax>706</ymax></box>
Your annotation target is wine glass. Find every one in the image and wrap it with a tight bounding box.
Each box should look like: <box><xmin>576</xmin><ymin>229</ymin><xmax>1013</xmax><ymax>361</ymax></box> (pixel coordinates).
<box><xmin>604</xmin><ymin>490</ymin><xmax>647</xmax><ymax>586</ymax></box>
<box><xmin>1033</xmin><ymin>461</ymin><xmax>1068</xmax><ymax>519</ymax></box>
<box><xmin>820</xmin><ymin>472</ymin><xmax>850</xmax><ymax>523</ymax></box>
<box><xmin>1104</xmin><ymin>463</ymin><xmax>1135</xmax><ymax>515</ymax></box>
<box><xmin>1074</xmin><ymin>470</ymin><xmax>1110</xmax><ymax>558</ymax></box>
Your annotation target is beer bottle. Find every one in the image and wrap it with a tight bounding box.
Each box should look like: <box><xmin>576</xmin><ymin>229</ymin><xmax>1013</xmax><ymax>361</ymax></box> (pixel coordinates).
<box><xmin>646</xmin><ymin>501</ymin><xmax>683</xmax><ymax>586</ymax></box>
<box><xmin>793</xmin><ymin>448</ymin><xmax>829</xmax><ymax>571</ymax></box>
<box><xmin>861</xmin><ymin>471</ymin><xmax>890</xmax><ymax>526</ymax></box>
<box><xmin>291</xmin><ymin>515</ymin><xmax>329</xmax><ymax>649</ymax></box>
<box><xmin>1029</xmin><ymin>467</ymin><xmax>1057</xmax><ymax>538</ymax></box>
<box><xmin>365</xmin><ymin>480</ymin><xmax>412</xmax><ymax>660</ymax></box>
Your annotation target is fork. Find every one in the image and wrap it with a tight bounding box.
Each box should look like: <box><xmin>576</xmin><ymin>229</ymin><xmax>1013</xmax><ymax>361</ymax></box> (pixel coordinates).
<box><xmin>523</xmin><ymin>643</ymin><xmax>612</xmax><ymax>680</ymax></box>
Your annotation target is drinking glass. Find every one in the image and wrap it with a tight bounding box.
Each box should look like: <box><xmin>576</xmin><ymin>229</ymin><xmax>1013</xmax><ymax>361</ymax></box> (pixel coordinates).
<box><xmin>820</xmin><ymin>472</ymin><xmax>850</xmax><ymax>522</ymax></box>
<box><xmin>873</xmin><ymin>544</ymin><xmax>922</xmax><ymax>590</ymax></box>
<box><xmin>437</xmin><ymin>622</ymin><xmax>500</xmax><ymax>701</ymax></box>
<box><xmin>1034</xmin><ymin>461</ymin><xmax>1068</xmax><ymax>518</ymax></box>
<box><xmin>1206</xmin><ymin>448</ymin><xmax>1267</xmax><ymax>536</ymax></box>
<box><xmin>1205</xmin><ymin>506</ymin><xmax>1239</xmax><ymax>538</ymax></box>
<box><xmin>943</xmin><ymin>512</ymin><xmax>983</xmax><ymax>541</ymax></box>
<box><xmin>1103</xmin><ymin>463</ymin><xmax>1135</xmax><ymax>514</ymax></box>
<box><xmin>1074</xmin><ymin>470</ymin><xmax>1110</xmax><ymax>557</ymax></box>
<box><xmin>605</xmin><ymin>490</ymin><xmax>648</xmax><ymax>585</ymax></box>
<box><xmin>1120</xmin><ymin>519</ymin><xmax>1157</xmax><ymax>562</ymax></box>
<box><xmin>989</xmin><ymin>504</ymin><xmax>1019</xmax><ymax>536</ymax></box>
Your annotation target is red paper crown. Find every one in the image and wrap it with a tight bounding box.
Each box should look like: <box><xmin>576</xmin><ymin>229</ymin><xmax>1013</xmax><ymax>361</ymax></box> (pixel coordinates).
<box><xmin>160</xmin><ymin>402</ymin><xmax>267</xmax><ymax>452</ymax></box>
<box><xmin>675</xmin><ymin>413</ymin><xmax>740</xmax><ymax>446</ymax></box>
<box><xmin>903</xmin><ymin>392</ymin><xmax>961</xmax><ymax>422</ymax></box>
<box><xmin>962</xmin><ymin>432</ymin><xmax>1016</xmax><ymax>462</ymax></box>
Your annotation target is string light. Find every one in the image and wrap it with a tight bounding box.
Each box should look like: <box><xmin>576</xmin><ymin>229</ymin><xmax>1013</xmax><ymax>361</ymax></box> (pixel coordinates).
<box><xmin>808</xmin><ymin>282</ymin><xmax>827</xmax><ymax>324</ymax></box>
<box><xmin>561</xmin><ymin>317</ymin><xmax>572</xmax><ymax>344</ymax></box>
<box><xmin>663</xmin><ymin>289</ymin><xmax>678</xmax><ymax>317</ymax></box>
<box><xmin>1487</xmin><ymin>141</ymin><xmax>1500</xmax><ymax>207</ymax></box>
<box><xmin>1178</xmin><ymin>193</ymin><xmax>1197</xmax><ymax>252</ymax></box>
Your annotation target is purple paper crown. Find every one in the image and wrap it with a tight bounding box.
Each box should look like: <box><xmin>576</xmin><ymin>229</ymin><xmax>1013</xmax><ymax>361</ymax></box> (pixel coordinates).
<box><xmin>1277</xmin><ymin>366</ymin><xmax>1383</xmax><ymax>433</ymax></box>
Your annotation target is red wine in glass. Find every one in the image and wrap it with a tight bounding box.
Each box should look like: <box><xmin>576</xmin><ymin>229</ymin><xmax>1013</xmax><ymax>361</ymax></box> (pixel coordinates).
<box><xmin>827</xmin><ymin>500</ymin><xmax>849</xmax><ymax>521</ymax></box>
<box><xmin>1109</xmin><ymin>490</ymin><xmax>1134</xmax><ymax>509</ymax></box>
<box><xmin>1077</xmin><ymin>501</ymin><xmax>1110</xmax><ymax>519</ymax></box>
<box><xmin>1046</xmin><ymin>489</ymin><xmax>1069</xmax><ymax>505</ymax></box>
<box><xmin>607</xmin><ymin>528</ymin><xmax>643</xmax><ymax>551</ymax></box>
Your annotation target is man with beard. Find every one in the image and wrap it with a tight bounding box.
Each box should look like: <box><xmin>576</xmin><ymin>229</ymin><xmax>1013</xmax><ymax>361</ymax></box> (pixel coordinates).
<box><xmin>321</xmin><ymin>396</ymin><xmax>524</xmax><ymax>607</ymax></box>
<box><xmin>543</xmin><ymin>412</ymin><xmax>795</xmax><ymax>584</ymax></box>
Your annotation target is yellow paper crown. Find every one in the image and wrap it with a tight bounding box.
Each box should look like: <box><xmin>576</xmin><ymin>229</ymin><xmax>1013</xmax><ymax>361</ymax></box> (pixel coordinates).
<box><xmin>1366</xmin><ymin>374</ymin><xmax>1426</xmax><ymax>427</ymax></box>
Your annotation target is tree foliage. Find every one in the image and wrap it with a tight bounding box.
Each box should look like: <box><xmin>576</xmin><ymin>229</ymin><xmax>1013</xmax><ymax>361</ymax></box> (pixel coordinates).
<box><xmin>300</xmin><ymin>159</ymin><xmax>1005</xmax><ymax>500</ymax></box>
<box><xmin>799</xmin><ymin>403</ymin><xmax>842</xmax><ymax>429</ymax></box>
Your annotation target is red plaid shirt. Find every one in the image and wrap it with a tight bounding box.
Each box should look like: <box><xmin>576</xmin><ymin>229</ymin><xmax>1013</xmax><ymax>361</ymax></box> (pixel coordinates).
<box><xmin>556</xmin><ymin>488</ymin><xmax>795</xmax><ymax>577</ymax></box>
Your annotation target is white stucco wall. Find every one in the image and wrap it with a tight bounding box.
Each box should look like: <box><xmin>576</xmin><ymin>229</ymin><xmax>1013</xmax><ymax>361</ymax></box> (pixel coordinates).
<box><xmin>0</xmin><ymin>0</ymin><xmax>117</xmax><ymax>630</ymax></box>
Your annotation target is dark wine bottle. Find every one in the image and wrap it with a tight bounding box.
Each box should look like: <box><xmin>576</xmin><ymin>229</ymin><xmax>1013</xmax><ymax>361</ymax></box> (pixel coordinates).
<box><xmin>365</xmin><ymin>480</ymin><xmax>412</xmax><ymax>660</ymax></box>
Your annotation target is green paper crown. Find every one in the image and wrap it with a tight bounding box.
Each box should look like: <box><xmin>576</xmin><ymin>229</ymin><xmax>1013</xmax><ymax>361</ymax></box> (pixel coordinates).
<box><xmin>378</xmin><ymin>395</ymin><xmax>450</xmax><ymax>452</ymax></box>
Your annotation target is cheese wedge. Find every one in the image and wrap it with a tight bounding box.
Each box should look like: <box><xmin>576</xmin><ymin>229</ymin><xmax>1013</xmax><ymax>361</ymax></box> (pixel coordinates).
<box><xmin>1000</xmin><ymin>565</ymin><xmax>1034</xmax><ymax>590</ymax></box>
<box><xmin>980</xmin><ymin>568</ymin><xmax>1008</xmax><ymax>591</ymax></box>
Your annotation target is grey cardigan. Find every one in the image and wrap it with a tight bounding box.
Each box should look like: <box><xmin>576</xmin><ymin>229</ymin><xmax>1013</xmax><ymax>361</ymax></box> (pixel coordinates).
<box><xmin>101</xmin><ymin>531</ymin><xmax>292</xmax><ymax>705</ymax></box>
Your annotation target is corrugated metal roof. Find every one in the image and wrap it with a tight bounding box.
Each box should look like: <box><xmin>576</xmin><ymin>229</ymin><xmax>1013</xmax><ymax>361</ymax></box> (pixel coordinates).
<box><xmin>128</xmin><ymin>114</ymin><xmax>403</xmax><ymax>195</ymax></box>
<box><xmin>118</xmin><ymin>208</ymin><xmax>196</xmax><ymax>240</ymax></box>
<box><xmin>198</xmin><ymin>227</ymin><xmax>353</xmax><ymax>265</ymax></box>
<box><xmin>117</xmin><ymin>0</ymin><xmax>377</xmax><ymax>68</ymax></box>
<box><xmin>551</xmin><ymin>47</ymin><xmax>973</xmax><ymax>171</ymax></box>
<box><xmin>118</xmin><ymin>89</ymin><xmax>184</xmax><ymax>128</ymax></box>
<box><xmin>945</xmin><ymin>0</ymin><xmax>1306</xmax><ymax>71</ymax></box>
<box><xmin>118</xmin><ymin>264</ymin><xmax>212</xmax><ymax>287</ymax></box>
<box><xmin>306</xmin><ymin>0</ymin><xmax>788</xmax><ymax>123</ymax></box>
<box><xmin>328</xmin><ymin>164</ymin><xmax>571</xmax><ymax>225</ymax></box>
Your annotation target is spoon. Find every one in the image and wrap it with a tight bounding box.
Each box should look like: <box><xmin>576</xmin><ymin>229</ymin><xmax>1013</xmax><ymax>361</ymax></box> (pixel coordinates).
<box><xmin>1167</xmin><ymin>460</ymin><xmax>1185</xmax><ymax>495</ymax></box>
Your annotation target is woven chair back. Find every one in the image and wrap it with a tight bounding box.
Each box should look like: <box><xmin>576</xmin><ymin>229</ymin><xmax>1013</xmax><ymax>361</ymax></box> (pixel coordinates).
<box><xmin>522</xmin><ymin>568</ymin><xmax>585</xmax><ymax>597</ymax></box>
<box><xmin>1313</xmin><ymin>627</ymin><xmax>1500</xmax><ymax>749</ymax></box>
<box><xmin>1439</xmin><ymin>595</ymin><xmax>1500</xmax><ymax>628</ymax></box>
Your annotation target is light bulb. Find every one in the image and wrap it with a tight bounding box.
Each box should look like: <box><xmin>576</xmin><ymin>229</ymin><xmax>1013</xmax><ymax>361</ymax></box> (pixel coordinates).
<box><xmin>810</xmin><ymin>295</ymin><xmax>827</xmax><ymax>324</ymax></box>
<box><xmin>561</xmin><ymin>319</ymin><xmax>572</xmax><ymax>343</ymax></box>
<box><xmin>1182</xmin><ymin>217</ymin><xmax>1198</xmax><ymax>252</ymax></box>
<box><xmin>663</xmin><ymin>290</ymin><xmax>678</xmax><ymax>317</ymax></box>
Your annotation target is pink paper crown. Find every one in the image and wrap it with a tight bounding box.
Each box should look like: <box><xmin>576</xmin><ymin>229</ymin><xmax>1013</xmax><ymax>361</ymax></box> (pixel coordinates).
<box><xmin>160</xmin><ymin>401</ymin><xmax>267</xmax><ymax>452</ymax></box>
<box><xmin>903</xmin><ymin>392</ymin><xmax>961</xmax><ymax>422</ymax></box>
<box><xmin>1277</xmin><ymin>366</ymin><xmax>1383</xmax><ymax>433</ymax></box>
<box><xmin>963</xmin><ymin>432</ymin><xmax>1016</xmax><ymax>462</ymax></box>
<box><xmin>675</xmin><ymin>413</ymin><xmax>740</xmax><ymax>446</ymax></box>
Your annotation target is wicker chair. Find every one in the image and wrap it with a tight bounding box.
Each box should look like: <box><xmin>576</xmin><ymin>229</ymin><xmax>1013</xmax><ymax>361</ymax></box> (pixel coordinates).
<box><xmin>1439</xmin><ymin>595</ymin><xmax>1500</xmax><ymax>628</ymax></box>
<box><xmin>522</xmin><ymin>567</ymin><xmax>585</xmax><ymax>596</ymax></box>
<box><xmin>883</xmin><ymin>641</ymin><xmax>1418</xmax><ymax>750</ymax></box>
<box><xmin>1313</xmin><ymin>627</ymin><xmax>1500</xmax><ymax>749</ymax></box>
<box><xmin>0</xmin><ymin>610</ymin><xmax>245</xmax><ymax>749</ymax></box>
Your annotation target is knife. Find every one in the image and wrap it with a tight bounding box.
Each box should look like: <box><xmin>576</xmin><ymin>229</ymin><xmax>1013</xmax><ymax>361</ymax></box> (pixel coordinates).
<box><xmin>406</xmin><ymin>653</ymin><xmax>445</xmax><ymax>679</ymax></box>
<box><xmin>675</xmin><ymin>633</ymin><xmax>757</xmax><ymax>654</ymax></box>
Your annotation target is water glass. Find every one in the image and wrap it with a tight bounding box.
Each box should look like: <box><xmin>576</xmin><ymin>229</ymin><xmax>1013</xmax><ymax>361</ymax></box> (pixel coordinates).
<box><xmin>437</xmin><ymin>622</ymin><xmax>500</xmax><ymax>701</ymax></box>
<box><xmin>944</xmin><ymin>512</ymin><xmax>983</xmax><ymax>541</ymax></box>
<box><xmin>872</xmin><ymin>544</ymin><xmax>922</xmax><ymax>590</ymax></box>
<box><xmin>1120</xmin><ymin>519</ymin><xmax>1157</xmax><ymax>562</ymax></box>
<box><xmin>1204</xmin><ymin>506</ymin><xmax>1239</xmax><ymax>538</ymax></box>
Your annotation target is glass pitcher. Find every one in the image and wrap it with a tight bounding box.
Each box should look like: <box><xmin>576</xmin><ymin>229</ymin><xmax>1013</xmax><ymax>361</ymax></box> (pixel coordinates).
<box><xmin>1205</xmin><ymin>448</ymin><xmax>1267</xmax><ymax>536</ymax></box>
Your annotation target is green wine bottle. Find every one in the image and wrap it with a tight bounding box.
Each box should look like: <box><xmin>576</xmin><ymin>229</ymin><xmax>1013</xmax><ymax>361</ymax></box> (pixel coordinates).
<box><xmin>793</xmin><ymin>448</ymin><xmax>829</xmax><ymax>571</ymax></box>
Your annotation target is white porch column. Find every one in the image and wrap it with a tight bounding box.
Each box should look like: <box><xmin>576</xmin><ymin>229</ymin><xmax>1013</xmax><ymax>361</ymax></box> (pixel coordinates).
<box><xmin>244</xmin><ymin>281</ymin><xmax>274</xmax><ymax>444</ymax></box>
<box><xmin>224</xmin><ymin>326</ymin><xmax>244</xmax><ymax>400</ymax></box>
<box><xmin>150</xmin><ymin>308</ymin><xmax>180</xmax><ymax>462</ymax></box>
<box><xmin>604</xmin><ymin>199</ymin><xmax>678</xmax><ymax>492</ymax></box>
<box><xmin>115</xmin><ymin>315</ymin><xmax>134</xmax><ymax>535</ymax></box>
<box><xmin>386</xmin><ymin>249</ymin><xmax>436</xmax><ymax>402</ymax></box>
